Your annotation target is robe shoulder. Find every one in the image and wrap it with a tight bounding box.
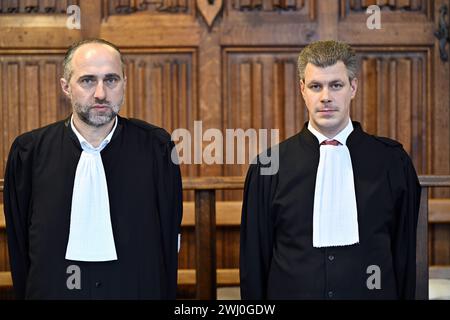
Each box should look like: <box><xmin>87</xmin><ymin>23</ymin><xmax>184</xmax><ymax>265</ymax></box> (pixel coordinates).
<box><xmin>255</xmin><ymin>131</ymin><xmax>302</xmax><ymax>164</ymax></box>
<box><xmin>372</xmin><ymin>136</ymin><xmax>403</xmax><ymax>148</ymax></box>
<box><xmin>127</xmin><ymin>118</ymin><xmax>172</xmax><ymax>145</ymax></box>
<box><xmin>10</xmin><ymin>120</ymin><xmax>66</xmax><ymax>151</ymax></box>
<box><xmin>368</xmin><ymin>135</ymin><xmax>412</xmax><ymax>163</ymax></box>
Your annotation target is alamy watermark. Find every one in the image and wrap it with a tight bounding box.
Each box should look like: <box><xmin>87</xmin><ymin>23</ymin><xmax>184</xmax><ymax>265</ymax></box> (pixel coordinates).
<box><xmin>366</xmin><ymin>264</ymin><xmax>381</xmax><ymax>290</ymax></box>
<box><xmin>66</xmin><ymin>5</ymin><xmax>81</xmax><ymax>30</ymax></box>
<box><xmin>171</xmin><ymin>121</ymin><xmax>280</xmax><ymax>175</ymax></box>
<box><xmin>66</xmin><ymin>264</ymin><xmax>81</xmax><ymax>290</ymax></box>
<box><xmin>366</xmin><ymin>5</ymin><xmax>381</xmax><ymax>30</ymax></box>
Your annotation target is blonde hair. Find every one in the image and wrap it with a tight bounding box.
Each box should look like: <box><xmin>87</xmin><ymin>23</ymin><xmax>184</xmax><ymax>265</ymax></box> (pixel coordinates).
<box><xmin>297</xmin><ymin>40</ymin><xmax>358</xmax><ymax>82</ymax></box>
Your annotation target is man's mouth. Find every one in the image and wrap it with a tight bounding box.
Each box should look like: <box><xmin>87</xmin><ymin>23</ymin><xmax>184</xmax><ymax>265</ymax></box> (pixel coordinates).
<box><xmin>92</xmin><ymin>105</ymin><xmax>109</xmax><ymax>109</ymax></box>
<box><xmin>317</xmin><ymin>109</ymin><xmax>338</xmax><ymax>113</ymax></box>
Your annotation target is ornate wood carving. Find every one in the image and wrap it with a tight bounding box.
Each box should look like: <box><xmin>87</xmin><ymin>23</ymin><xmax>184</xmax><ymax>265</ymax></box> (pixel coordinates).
<box><xmin>340</xmin><ymin>0</ymin><xmax>431</xmax><ymax>18</ymax></box>
<box><xmin>0</xmin><ymin>0</ymin><xmax>79</xmax><ymax>14</ymax></box>
<box><xmin>106</xmin><ymin>0</ymin><xmax>190</xmax><ymax>15</ymax></box>
<box><xmin>231</xmin><ymin>0</ymin><xmax>306</xmax><ymax>11</ymax></box>
<box><xmin>346</xmin><ymin>0</ymin><xmax>426</xmax><ymax>11</ymax></box>
<box><xmin>197</xmin><ymin>0</ymin><xmax>223</xmax><ymax>27</ymax></box>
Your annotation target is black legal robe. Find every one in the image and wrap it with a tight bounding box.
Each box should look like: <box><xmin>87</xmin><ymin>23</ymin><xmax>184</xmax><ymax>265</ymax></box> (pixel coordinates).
<box><xmin>240</xmin><ymin>122</ymin><xmax>420</xmax><ymax>300</ymax></box>
<box><xmin>3</xmin><ymin>115</ymin><xmax>182</xmax><ymax>299</ymax></box>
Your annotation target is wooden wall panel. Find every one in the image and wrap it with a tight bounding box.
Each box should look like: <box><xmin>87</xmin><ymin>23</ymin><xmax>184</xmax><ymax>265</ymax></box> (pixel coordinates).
<box><xmin>216</xmin><ymin>227</ymin><xmax>239</xmax><ymax>268</ymax></box>
<box><xmin>230</xmin><ymin>0</ymin><xmax>306</xmax><ymax>11</ymax></box>
<box><xmin>105</xmin><ymin>0</ymin><xmax>193</xmax><ymax>16</ymax></box>
<box><xmin>430</xmin><ymin>224</ymin><xmax>450</xmax><ymax>265</ymax></box>
<box><xmin>351</xmin><ymin>50</ymin><xmax>429</xmax><ymax>174</ymax></box>
<box><xmin>341</xmin><ymin>0</ymin><xmax>430</xmax><ymax>15</ymax></box>
<box><xmin>178</xmin><ymin>227</ymin><xmax>196</xmax><ymax>269</ymax></box>
<box><xmin>223</xmin><ymin>49</ymin><xmax>306</xmax><ymax>177</ymax></box>
<box><xmin>0</xmin><ymin>0</ymin><xmax>79</xmax><ymax>14</ymax></box>
<box><xmin>0</xmin><ymin>54</ymin><xmax>71</xmax><ymax>177</ymax></box>
<box><xmin>0</xmin><ymin>232</ymin><xmax>8</xmax><ymax>272</ymax></box>
<box><xmin>120</xmin><ymin>51</ymin><xmax>198</xmax><ymax>200</ymax></box>
<box><xmin>121</xmin><ymin>52</ymin><xmax>196</xmax><ymax>135</ymax></box>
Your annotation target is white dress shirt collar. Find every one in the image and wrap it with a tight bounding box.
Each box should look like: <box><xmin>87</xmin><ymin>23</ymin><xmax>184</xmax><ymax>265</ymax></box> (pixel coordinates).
<box><xmin>308</xmin><ymin>119</ymin><xmax>354</xmax><ymax>145</ymax></box>
<box><xmin>70</xmin><ymin>115</ymin><xmax>118</xmax><ymax>152</ymax></box>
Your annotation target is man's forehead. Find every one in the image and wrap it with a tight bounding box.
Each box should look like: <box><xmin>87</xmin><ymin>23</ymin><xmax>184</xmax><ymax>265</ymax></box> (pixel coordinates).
<box><xmin>71</xmin><ymin>44</ymin><xmax>122</xmax><ymax>77</ymax></box>
<box><xmin>304</xmin><ymin>61</ymin><xmax>349</xmax><ymax>82</ymax></box>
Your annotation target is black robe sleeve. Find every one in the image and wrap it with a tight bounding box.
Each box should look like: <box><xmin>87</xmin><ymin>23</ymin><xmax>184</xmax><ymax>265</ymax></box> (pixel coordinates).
<box><xmin>152</xmin><ymin>128</ymin><xmax>183</xmax><ymax>299</ymax></box>
<box><xmin>240</xmin><ymin>162</ymin><xmax>277</xmax><ymax>300</ymax></box>
<box><xmin>3</xmin><ymin>134</ymin><xmax>34</xmax><ymax>299</ymax></box>
<box><xmin>390</xmin><ymin>147</ymin><xmax>421</xmax><ymax>300</ymax></box>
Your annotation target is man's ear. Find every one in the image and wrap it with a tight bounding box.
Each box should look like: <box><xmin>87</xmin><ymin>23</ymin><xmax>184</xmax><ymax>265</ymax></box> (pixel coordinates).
<box><xmin>300</xmin><ymin>80</ymin><xmax>306</xmax><ymax>98</ymax></box>
<box><xmin>350</xmin><ymin>78</ymin><xmax>358</xmax><ymax>99</ymax></box>
<box><xmin>60</xmin><ymin>78</ymin><xmax>71</xmax><ymax>97</ymax></box>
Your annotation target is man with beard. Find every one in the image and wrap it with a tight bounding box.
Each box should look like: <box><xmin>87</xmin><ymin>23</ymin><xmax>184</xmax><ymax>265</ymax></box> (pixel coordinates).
<box><xmin>3</xmin><ymin>39</ymin><xmax>183</xmax><ymax>299</ymax></box>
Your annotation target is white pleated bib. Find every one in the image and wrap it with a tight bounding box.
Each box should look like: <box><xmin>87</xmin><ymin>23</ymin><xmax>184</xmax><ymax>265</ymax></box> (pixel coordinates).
<box><xmin>308</xmin><ymin>120</ymin><xmax>359</xmax><ymax>248</ymax></box>
<box><xmin>65</xmin><ymin>116</ymin><xmax>118</xmax><ymax>261</ymax></box>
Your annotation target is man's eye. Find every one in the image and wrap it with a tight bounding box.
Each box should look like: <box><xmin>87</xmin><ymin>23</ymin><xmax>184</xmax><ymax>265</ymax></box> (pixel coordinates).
<box><xmin>310</xmin><ymin>85</ymin><xmax>321</xmax><ymax>90</ymax></box>
<box><xmin>331</xmin><ymin>83</ymin><xmax>343</xmax><ymax>90</ymax></box>
<box><xmin>80</xmin><ymin>78</ymin><xmax>94</xmax><ymax>85</ymax></box>
<box><xmin>105</xmin><ymin>78</ymin><xmax>118</xmax><ymax>84</ymax></box>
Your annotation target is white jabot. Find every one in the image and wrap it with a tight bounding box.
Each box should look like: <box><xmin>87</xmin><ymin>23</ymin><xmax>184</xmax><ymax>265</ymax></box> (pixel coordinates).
<box><xmin>65</xmin><ymin>116</ymin><xmax>118</xmax><ymax>261</ymax></box>
<box><xmin>308</xmin><ymin>120</ymin><xmax>359</xmax><ymax>248</ymax></box>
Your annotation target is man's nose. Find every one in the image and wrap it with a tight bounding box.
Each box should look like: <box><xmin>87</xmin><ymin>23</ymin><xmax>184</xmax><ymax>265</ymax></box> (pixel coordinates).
<box><xmin>320</xmin><ymin>87</ymin><xmax>331</xmax><ymax>103</ymax></box>
<box><xmin>94</xmin><ymin>81</ymin><xmax>106</xmax><ymax>100</ymax></box>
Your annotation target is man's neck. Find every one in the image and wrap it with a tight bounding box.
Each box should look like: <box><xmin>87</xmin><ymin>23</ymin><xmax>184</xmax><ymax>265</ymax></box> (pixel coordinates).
<box><xmin>72</xmin><ymin>114</ymin><xmax>115</xmax><ymax>148</ymax></box>
<box><xmin>309</xmin><ymin>119</ymin><xmax>350</xmax><ymax>139</ymax></box>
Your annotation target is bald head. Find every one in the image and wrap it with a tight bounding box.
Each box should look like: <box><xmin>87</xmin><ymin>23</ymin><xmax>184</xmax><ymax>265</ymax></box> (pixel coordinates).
<box><xmin>63</xmin><ymin>39</ymin><xmax>125</xmax><ymax>82</ymax></box>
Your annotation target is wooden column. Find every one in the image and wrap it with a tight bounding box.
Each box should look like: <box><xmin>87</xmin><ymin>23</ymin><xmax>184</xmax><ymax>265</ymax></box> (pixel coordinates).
<box><xmin>317</xmin><ymin>0</ymin><xmax>338</xmax><ymax>40</ymax></box>
<box><xmin>195</xmin><ymin>189</ymin><xmax>217</xmax><ymax>300</ymax></box>
<box><xmin>80</xmin><ymin>0</ymin><xmax>102</xmax><ymax>39</ymax></box>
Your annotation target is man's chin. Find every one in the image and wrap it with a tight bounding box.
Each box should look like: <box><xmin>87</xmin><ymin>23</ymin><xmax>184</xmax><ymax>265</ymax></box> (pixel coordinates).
<box><xmin>315</xmin><ymin>118</ymin><xmax>339</xmax><ymax>128</ymax></box>
<box><xmin>80</xmin><ymin>112</ymin><xmax>116</xmax><ymax>127</ymax></box>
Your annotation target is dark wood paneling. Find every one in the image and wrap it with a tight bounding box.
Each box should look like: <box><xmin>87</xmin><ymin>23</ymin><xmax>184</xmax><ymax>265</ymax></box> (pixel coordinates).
<box><xmin>0</xmin><ymin>0</ymin><xmax>79</xmax><ymax>14</ymax></box>
<box><xmin>223</xmin><ymin>49</ymin><xmax>306</xmax><ymax>200</ymax></box>
<box><xmin>0</xmin><ymin>54</ymin><xmax>71</xmax><ymax>176</ymax></box>
<box><xmin>351</xmin><ymin>50</ymin><xmax>429</xmax><ymax>174</ymax></box>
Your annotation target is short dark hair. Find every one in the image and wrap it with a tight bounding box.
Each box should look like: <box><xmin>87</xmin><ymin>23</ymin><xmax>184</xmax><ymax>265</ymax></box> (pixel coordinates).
<box><xmin>62</xmin><ymin>38</ymin><xmax>125</xmax><ymax>81</ymax></box>
<box><xmin>297</xmin><ymin>40</ymin><xmax>359</xmax><ymax>82</ymax></box>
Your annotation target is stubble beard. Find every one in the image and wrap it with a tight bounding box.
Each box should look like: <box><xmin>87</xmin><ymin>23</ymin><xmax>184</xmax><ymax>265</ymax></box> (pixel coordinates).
<box><xmin>73</xmin><ymin>97</ymin><xmax>123</xmax><ymax>128</ymax></box>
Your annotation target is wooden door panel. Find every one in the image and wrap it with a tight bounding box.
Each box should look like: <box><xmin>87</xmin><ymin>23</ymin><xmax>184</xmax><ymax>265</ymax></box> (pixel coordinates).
<box><xmin>0</xmin><ymin>53</ymin><xmax>71</xmax><ymax>176</ymax></box>
<box><xmin>121</xmin><ymin>51</ymin><xmax>197</xmax><ymax>132</ymax></box>
<box><xmin>121</xmin><ymin>50</ymin><xmax>198</xmax><ymax>193</ymax></box>
<box><xmin>223</xmin><ymin>49</ymin><xmax>306</xmax><ymax>192</ymax></box>
<box><xmin>350</xmin><ymin>49</ymin><xmax>430</xmax><ymax>174</ymax></box>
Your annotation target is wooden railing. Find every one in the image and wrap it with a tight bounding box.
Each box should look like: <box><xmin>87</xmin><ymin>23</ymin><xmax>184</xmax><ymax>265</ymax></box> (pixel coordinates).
<box><xmin>182</xmin><ymin>177</ymin><xmax>245</xmax><ymax>299</ymax></box>
<box><xmin>1</xmin><ymin>176</ymin><xmax>450</xmax><ymax>299</ymax></box>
